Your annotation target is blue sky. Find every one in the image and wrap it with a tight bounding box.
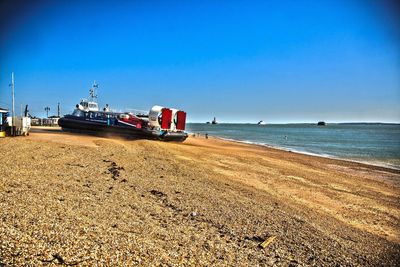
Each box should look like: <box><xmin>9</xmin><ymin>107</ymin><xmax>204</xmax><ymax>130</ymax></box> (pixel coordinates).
<box><xmin>0</xmin><ymin>0</ymin><xmax>399</xmax><ymax>123</ymax></box>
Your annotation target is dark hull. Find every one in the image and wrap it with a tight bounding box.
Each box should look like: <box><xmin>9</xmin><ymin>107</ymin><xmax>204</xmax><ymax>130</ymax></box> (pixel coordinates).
<box><xmin>58</xmin><ymin>117</ymin><xmax>188</xmax><ymax>142</ymax></box>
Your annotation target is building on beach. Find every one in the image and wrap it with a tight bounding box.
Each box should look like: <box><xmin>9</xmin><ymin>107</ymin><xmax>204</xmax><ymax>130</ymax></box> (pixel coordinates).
<box><xmin>0</xmin><ymin>107</ymin><xmax>8</xmax><ymax>119</ymax></box>
<box><xmin>43</xmin><ymin>116</ymin><xmax>60</xmax><ymax>126</ymax></box>
<box><xmin>0</xmin><ymin>107</ymin><xmax>9</xmax><ymax>134</ymax></box>
<box><xmin>0</xmin><ymin>107</ymin><xmax>31</xmax><ymax>136</ymax></box>
<box><xmin>30</xmin><ymin>116</ymin><xmax>60</xmax><ymax>126</ymax></box>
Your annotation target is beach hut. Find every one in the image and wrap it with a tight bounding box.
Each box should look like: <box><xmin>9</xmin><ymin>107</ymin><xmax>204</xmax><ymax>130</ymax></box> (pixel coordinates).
<box><xmin>30</xmin><ymin>116</ymin><xmax>42</xmax><ymax>126</ymax></box>
<box><xmin>0</xmin><ymin>107</ymin><xmax>9</xmax><ymax>137</ymax></box>
<box><xmin>0</xmin><ymin>106</ymin><xmax>32</xmax><ymax>136</ymax></box>
<box><xmin>42</xmin><ymin>115</ymin><xmax>60</xmax><ymax>126</ymax></box>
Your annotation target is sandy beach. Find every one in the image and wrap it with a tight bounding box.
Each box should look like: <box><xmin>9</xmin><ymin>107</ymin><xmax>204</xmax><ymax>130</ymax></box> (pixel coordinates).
<box><xmin>0</xmin><ymin>127</ymin><xmax>399</xmax><ymax>265</ymax></box>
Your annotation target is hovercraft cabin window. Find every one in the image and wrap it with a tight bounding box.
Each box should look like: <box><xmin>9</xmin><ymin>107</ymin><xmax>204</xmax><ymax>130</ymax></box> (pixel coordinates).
<box><xmin>89</xmin><ymin>112</ymin><xmax>101</xmax><ymax>118</ymax></box>
<box><xmin>72</xmin><ymin>110</ymin><xmax>85</xmax><ymax>117</ymax></box>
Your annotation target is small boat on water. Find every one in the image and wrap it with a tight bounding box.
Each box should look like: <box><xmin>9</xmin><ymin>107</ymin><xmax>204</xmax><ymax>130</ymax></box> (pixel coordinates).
<box><xmin>58</xmin><ymin>82</ymin><xmax>188</xmax><ymax>141</ymax></box>
<box><xmin>317</xmin><ymin>121</ymin><xmax>326</xmax><ymax>126</ymax></box>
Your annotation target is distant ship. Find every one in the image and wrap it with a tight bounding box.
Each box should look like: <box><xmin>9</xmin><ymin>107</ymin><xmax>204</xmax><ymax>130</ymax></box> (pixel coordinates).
<box><xmin>58</xmin><ymin>82</ymin><xmax>188</xmax><ymax>141</ymax></box>
<box><xmin>317</xmin><ymin>121</ymin><xmax>326</xmax><ymax>126</ymax></box>
<box><xmin>257</xmin><ymin>120</ymin><xmax>266</xmax><ymax>125</ymax></box>
<box><xmin>212</xmin><ymin>117</ymin><xmax>218</xmax><ymax>124</ymax></box>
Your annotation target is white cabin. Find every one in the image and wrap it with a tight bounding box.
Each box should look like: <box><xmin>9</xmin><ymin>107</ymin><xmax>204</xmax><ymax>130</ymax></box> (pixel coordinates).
<box><xmin>77</xmin><ymin>99</ymin><xmax>99</xmax><ymax>112</ymax></box>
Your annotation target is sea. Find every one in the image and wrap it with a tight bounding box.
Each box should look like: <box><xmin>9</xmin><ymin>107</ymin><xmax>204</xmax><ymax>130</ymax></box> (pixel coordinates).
<box><xmin>186</xmin><ymin>123</ymin><xmax>400</xmax><ymax>169</ymax></box>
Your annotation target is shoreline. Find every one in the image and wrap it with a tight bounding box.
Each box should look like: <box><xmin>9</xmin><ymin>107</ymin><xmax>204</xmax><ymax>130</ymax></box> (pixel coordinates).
<box><xmin>191</xmin><ymin>133</ymin><xmax>400</xmax><ymax>172</ymax></box>
<box><xmin>33</xmin><ymin>126</ymin><xmax>400</xmax><ymax>172</ymax></box>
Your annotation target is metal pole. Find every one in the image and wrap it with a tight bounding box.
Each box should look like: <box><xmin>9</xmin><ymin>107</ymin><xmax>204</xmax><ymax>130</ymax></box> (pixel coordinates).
<box><xmin>11</xmin><ymin>72</ymin><xmax>15</xmax><ymax>135</ymax></box>
<box><xmin>57</xmin><ymin>102</ymin><xmax>60</xmax><ymax>117</ymax></box>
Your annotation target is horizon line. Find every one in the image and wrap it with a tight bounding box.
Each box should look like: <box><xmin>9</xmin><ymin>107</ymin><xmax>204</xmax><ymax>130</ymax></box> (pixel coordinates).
<box><xmin>186</xmin><ymin>121</ymin><xmax>400</xmax><ymax>125</ymax></box>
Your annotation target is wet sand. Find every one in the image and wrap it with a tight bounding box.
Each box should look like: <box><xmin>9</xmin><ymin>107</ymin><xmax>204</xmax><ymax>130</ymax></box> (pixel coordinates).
<box><xmin>0</xmin><ymin>127</ymin><xmax>399</xmax><ymax>265</ymax></box>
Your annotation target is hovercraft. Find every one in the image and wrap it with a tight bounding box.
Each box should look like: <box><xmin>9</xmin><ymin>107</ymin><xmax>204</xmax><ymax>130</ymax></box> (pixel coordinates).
<box><xmin>58</xmin><ymin>82</ymin><xmax>188</xmax><ymax>142</ymax></box>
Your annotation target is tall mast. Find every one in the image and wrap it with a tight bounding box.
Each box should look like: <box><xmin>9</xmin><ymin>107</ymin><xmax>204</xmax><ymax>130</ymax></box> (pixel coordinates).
<box><xmin>11</xmin><ymin>72</ymin><xmax>15</xmax><ymax>132</ymax></box>
<box><xmin>89</xmin><ymin>81</ymin><xmax>98</xmax><ymax>102</ymax></box>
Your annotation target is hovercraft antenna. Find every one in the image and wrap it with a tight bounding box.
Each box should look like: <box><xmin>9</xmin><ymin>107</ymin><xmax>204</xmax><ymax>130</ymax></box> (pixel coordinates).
<box><xmin>89</xmin><ymin>81</ymin><xmax>99</xmax><ymax>102</ymax></box>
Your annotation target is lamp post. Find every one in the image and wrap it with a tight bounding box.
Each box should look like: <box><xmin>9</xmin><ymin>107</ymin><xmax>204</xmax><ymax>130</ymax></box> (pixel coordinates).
<box><xmin>9</xmin><ymin>72</ymin><xmax>15</xmax><ymax>135</ymax></box>
<box><xmin>45</xmin><ymin>106</ymin><xmax>50</xmax><ymax>118</ymax></box>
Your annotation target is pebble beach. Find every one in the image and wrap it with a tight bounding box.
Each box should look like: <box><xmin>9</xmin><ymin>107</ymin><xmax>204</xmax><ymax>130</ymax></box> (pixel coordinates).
<box><xmin>0</xmin><ymin>127</ymin><xmax>399</xmax><ymax>265</ymax></box>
